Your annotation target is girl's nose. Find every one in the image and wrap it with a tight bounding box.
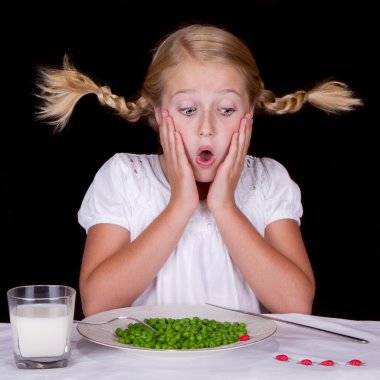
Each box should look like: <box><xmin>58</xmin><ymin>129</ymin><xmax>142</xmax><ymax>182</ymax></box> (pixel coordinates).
<box><xmin>200</xmin><ymin>130</ymin><xmax>213</xmax><ymax>136</ymax></box>
<box><xmin>198</xmin><ymin>114</ymin><xmax>214</xmax><ymax>136</ymax></box>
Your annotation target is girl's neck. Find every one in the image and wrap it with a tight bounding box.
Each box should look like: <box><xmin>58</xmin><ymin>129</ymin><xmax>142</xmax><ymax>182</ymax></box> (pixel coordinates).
<box><xmin>196</xmin><ymin>182</ymin><xmax>211</xmax><ymax>200</ymax></box>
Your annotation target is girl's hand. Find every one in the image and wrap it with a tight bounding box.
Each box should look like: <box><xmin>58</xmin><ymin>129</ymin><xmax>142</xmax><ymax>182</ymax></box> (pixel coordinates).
<box><xmin>207</xmin><ymin>114</ymin><xmax>252</xmax><ymax>213</ymax></box>
<box><xmin>159</xmin><ymin>111</ymin><xmax>199</xmax><ymax>214</ymax></box>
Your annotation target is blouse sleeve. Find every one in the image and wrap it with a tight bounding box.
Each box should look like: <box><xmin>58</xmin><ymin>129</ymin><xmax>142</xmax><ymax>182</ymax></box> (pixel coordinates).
<box><xmin>77</xmin><ymin>154</ymin><xmax>131</xmax><ymax>233</ymax></box>
<box><xmin>261</xmin><ymin>158</ymin><xmax>303</xmax><ymax>226</ymax></box>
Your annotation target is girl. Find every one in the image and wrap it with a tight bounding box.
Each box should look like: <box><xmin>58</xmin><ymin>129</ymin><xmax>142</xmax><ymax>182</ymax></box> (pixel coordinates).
<box><xmin>36</xmin><ymin>24</ymin><xmax>361</xmax><ymax>317</ymax></box>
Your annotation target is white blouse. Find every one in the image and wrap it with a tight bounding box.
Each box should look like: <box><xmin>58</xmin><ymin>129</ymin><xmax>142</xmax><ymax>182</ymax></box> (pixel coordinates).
<box><xmin>78</xmin><ymin>153</ymin><xmax>303</xmax><ymax>312</ymax></box>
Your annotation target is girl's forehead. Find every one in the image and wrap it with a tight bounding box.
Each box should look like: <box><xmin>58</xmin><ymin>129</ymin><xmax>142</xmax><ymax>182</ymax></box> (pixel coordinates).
<box><xmin>162</xmin><ymin>60</ymin><xmax>247</xmax><ymax>95</ymax></box>
<box><xmin>168</xmin><ymin>58</ymin><xmax>241</xmax><ymax>75</ymax></box>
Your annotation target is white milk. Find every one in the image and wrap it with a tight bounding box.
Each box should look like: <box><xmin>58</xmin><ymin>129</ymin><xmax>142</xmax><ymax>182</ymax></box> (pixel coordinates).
<box><xmin>11</xmin><ymin>303</ymin><xmax>72</xmax><ymax>357</ymax></box>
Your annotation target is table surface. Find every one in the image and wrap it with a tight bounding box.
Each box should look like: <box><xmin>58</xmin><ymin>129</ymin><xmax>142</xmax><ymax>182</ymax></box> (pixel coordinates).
<box><xmin>1</xmin><ymin>313</ymin><xmax>379</xmax><ymax>380</ymax></box>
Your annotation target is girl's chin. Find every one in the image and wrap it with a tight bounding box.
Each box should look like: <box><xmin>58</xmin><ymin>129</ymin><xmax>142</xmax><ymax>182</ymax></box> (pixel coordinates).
<box><xmin>194</xmin><ymin>172</ymin><xmax>216</xmax><ymax>183</ymax></box>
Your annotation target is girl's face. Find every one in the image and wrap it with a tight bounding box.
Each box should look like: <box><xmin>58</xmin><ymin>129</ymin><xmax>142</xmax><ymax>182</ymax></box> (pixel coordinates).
<box><xmin>158</xmin><ymin>59</ymin><xmax>252</xmax><ymax>183</ymax></box>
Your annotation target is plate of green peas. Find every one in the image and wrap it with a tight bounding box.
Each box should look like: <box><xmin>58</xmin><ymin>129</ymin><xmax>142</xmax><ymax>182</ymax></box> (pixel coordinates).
<box><xmin>77</xmin><ymin>304</ymin><xmax>277</xmax><ymax>354</ymax></box>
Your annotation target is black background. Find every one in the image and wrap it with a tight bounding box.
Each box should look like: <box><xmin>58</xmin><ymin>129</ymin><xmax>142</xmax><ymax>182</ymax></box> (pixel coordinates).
<box><xmin>2</xmin><ymin>1</ymin><xmax>378</xmax><ymax>322</ymax></box>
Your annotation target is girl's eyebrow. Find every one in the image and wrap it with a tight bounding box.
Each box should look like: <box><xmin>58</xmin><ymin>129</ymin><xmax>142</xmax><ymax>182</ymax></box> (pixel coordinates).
<box><xmin>171</xmin><ymin>89</ymin><xmax>194</xmax><ymax>96</ymax></box>
<box><xmin>171</xmin><ymin>89</ymin><xmax>243</xmax><ymax>97</ymax></box>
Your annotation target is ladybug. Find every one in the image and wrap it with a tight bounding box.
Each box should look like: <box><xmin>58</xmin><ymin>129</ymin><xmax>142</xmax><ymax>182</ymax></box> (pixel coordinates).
<box><xmin>320</xmin><ymin>360</ymin><xmax>335</xmax><ymax>366</ymax></box>
<box><xmin>300</xmin><ymin>359</ymin><xmax>313</xmax><ymax>366</ymax></box>
<box><xmin>348</xmin><ymin>359</ymin><xmax>364</xmax><ymax>366</ymax></box>
<box><xmin>275</xmin><ymin>354</ymin><xmax>289</xmax><ymax>361</ymax></box>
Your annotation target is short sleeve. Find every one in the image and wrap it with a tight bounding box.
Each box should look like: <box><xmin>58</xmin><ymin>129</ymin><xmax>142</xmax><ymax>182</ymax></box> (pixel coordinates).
<box><xmin>78</xmin><ymin>155</ymin><xmax>131</xmax><ymax>233</ymax></box>
<box><xmin>261</xmin><ymin>158</ymin><xmax>303</xmax><ymax>226</ymax></box>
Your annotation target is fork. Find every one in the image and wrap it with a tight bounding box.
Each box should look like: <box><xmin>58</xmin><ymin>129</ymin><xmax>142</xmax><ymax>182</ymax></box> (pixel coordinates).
<box><xmin>76</xmin><ymin>316</ymin><xmax>157</xmax><ymax>332</ymax></box>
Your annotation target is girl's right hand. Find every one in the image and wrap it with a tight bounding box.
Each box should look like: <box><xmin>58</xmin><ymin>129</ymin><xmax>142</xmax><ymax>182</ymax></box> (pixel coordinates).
<box><xmin>159</xmin><ymin>111</ymin><xmax>199</xmax><ymax>214</ymax></box>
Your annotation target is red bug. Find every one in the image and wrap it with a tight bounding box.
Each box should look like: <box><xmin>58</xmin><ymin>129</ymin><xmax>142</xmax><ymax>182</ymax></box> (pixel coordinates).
<box><xmin>348</xmin><ymin>359</ymin><xmax>363</xmax><ymax>366</ymax></box>
<box><xmin>300</xmin><ymin>359</ymin><xmax>313</xmax><ymax>366</ymax></box>
<box><xmin>320</xmin><ymin>360</ymin><xmax>335</xmax><ymax>366</ymax></box>
<box><xmin>275</xmin><ymin>354</ymin><xmax>289</xmax><ymax>361</ymax></box>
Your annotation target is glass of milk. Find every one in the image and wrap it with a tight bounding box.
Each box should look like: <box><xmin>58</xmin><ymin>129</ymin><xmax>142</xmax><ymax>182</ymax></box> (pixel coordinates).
<box><xmin>7</xmin><ymin>285</ymin><xmax>76</xmax><ymax>369</ymax></box>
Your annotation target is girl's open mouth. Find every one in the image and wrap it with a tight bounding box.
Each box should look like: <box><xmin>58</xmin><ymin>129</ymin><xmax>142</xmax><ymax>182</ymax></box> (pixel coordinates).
<box><xmin>196</xmin><ymin>146</ymin><xmax>216</xmax><ymax>168</ymax></box>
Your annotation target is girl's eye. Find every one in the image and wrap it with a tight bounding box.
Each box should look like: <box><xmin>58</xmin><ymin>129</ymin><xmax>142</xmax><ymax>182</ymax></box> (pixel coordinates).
<box><xmin>179</xmin><ymin>107</ymin><xmax>197</xmax><ymax>116</ymax></box>
<box><xmin>220</xmin><ymin>107</ymin><xmax>235</xmax><ymax>116</ymax></box>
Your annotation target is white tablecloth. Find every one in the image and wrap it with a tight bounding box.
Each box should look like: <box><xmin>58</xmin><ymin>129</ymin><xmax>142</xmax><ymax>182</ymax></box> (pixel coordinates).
<box><xmin>1</xmin><ymin>314</ymin><xmax>379</xmax><ymax>380</ymax></box>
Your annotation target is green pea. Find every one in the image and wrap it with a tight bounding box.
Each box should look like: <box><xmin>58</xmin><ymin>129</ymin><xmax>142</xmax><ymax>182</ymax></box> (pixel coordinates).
<box><xmin>114</xmin><ymin>317</ymin><xmax>246</xmax><ymax>350</ymax></box>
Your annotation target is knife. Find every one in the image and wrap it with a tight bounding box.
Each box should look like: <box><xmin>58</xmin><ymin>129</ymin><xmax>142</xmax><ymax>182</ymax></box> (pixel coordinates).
<box><xmin>205</xmin><ymin>303</ymin><xmax>369</xmax><ymax>344</ymax></box>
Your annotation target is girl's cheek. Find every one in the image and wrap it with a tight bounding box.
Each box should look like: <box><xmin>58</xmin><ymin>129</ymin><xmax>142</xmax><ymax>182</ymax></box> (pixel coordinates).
<box><xmin>221</xmin><ymin>114</ymin><xmax>241</xmax><ymax>130</ymax></box>
<box><xmin>226</xmin><ymin>120</ymin><xmax>240</xmax><ymax>134</ymax></box>
<box><xmin>170</xmin><ymin>114</ymin><xmax>183</xmax><ymax>131</ymax></box>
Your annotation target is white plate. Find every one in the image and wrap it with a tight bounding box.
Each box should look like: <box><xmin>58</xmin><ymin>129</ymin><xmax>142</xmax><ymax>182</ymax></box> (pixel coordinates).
<box><xmin>77</xmin><ymin>304</ymin><xmax>276</xmax><ymax>355</ymax></box>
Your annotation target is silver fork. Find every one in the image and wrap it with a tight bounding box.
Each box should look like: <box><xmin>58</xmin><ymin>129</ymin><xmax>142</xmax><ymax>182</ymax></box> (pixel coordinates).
<box><xmin>76</xmin><ymin>316</ymin><xmax>157</xmax><ymax>332</ymax></box>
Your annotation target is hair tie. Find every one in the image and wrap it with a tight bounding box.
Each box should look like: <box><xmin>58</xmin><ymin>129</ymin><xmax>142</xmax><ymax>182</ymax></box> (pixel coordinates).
<box><xmin>97</xmin><ymin>85</ymin><xmax>119</xmax><ymax>108</ymax></box>
<box><xmin>295</xmin><ymin>90</ymin><xmax>308</xmax><ymax>102</ymax></box>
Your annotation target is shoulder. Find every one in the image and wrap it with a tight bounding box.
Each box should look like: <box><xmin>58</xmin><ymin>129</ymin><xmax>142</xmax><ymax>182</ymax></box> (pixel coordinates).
<box><xmin>248</xmin><ymin>155</ymin><xmax>287</xmax><ymax>171</ymax></box>
<box><xmin>104</xmin><ymin>153</ymin><xmax>149</xmax><ymax>168</ymax></box>
<box><xmin>244</xmin><ymin>156</ymin><xmax>302</xmax><ymax>224</ymax></box>
<box><xmin>98</xmin><ymin>153</ymin><xmax>159</xmax><ymax>176</ymax></box>
<box><xmin>245</xmin><ymin>156</ymin><xmax>293</xmax><ymax>186</ymax></box>
<box><xmin>95</xmin><ymin>153</ymin><xmax>165</xmax><ymax>194</ymax></box>
<box><xmin>244</xmin><ymin>155</ymin><xmax>300</xmax><ymax>201</ymax></box>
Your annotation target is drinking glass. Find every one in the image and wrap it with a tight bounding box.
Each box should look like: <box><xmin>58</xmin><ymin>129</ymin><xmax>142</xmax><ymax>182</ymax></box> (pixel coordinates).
<box><xmin>7</xmin><ymin>285</ymin><xmax>76</xmax><ymax>369</ymax></box>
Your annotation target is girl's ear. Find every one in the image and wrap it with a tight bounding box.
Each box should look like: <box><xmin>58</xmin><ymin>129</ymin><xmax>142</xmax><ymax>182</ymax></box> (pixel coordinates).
<box><xmin>154</xmin><ymin>107</ymin><xmax>162</xmax><ymax>125</ymax></box>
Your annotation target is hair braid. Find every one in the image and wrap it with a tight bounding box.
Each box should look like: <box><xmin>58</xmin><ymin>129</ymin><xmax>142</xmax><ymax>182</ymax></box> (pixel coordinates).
<box><xmin>257</xmin><ymin>80</ymin><xmax>362</xmax><ymax>115</ymax></box>
<box><xmin>35</xmin><ymin>54</ymin><xmax>149</xmax><ymax>132</ymax></box>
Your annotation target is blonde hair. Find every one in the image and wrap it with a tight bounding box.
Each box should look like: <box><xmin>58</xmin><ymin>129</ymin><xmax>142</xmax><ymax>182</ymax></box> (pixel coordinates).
<box><xmin>36</xmin><ymin>24</ymin><xmax>362</xmax><ymax>133</ymax></box>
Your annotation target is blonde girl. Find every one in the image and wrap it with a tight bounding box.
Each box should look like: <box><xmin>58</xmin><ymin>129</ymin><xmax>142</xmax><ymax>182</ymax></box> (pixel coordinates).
<box><xmin>36</xmin><ymin>24</ymin><xmax>361</xmax><ymax>316</ymax></box>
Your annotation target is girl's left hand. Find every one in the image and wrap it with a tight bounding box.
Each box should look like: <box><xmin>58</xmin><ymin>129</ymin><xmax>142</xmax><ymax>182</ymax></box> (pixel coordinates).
<box><xmin>207</xmin><ymin>114</ymin><xmax>252</xmax><ymax>213</ymax></box>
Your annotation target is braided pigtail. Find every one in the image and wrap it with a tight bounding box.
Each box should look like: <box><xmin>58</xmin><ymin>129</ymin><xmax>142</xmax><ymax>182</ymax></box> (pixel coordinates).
<box><xmin>256</xmin><ymin>80</ymin><xmax>362</xmax><ymax>115</ymax></box>
<box><xmin>35</xmin><ymin>54</ymin><xmax>150</xmax><ymax>132</ymax></box>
